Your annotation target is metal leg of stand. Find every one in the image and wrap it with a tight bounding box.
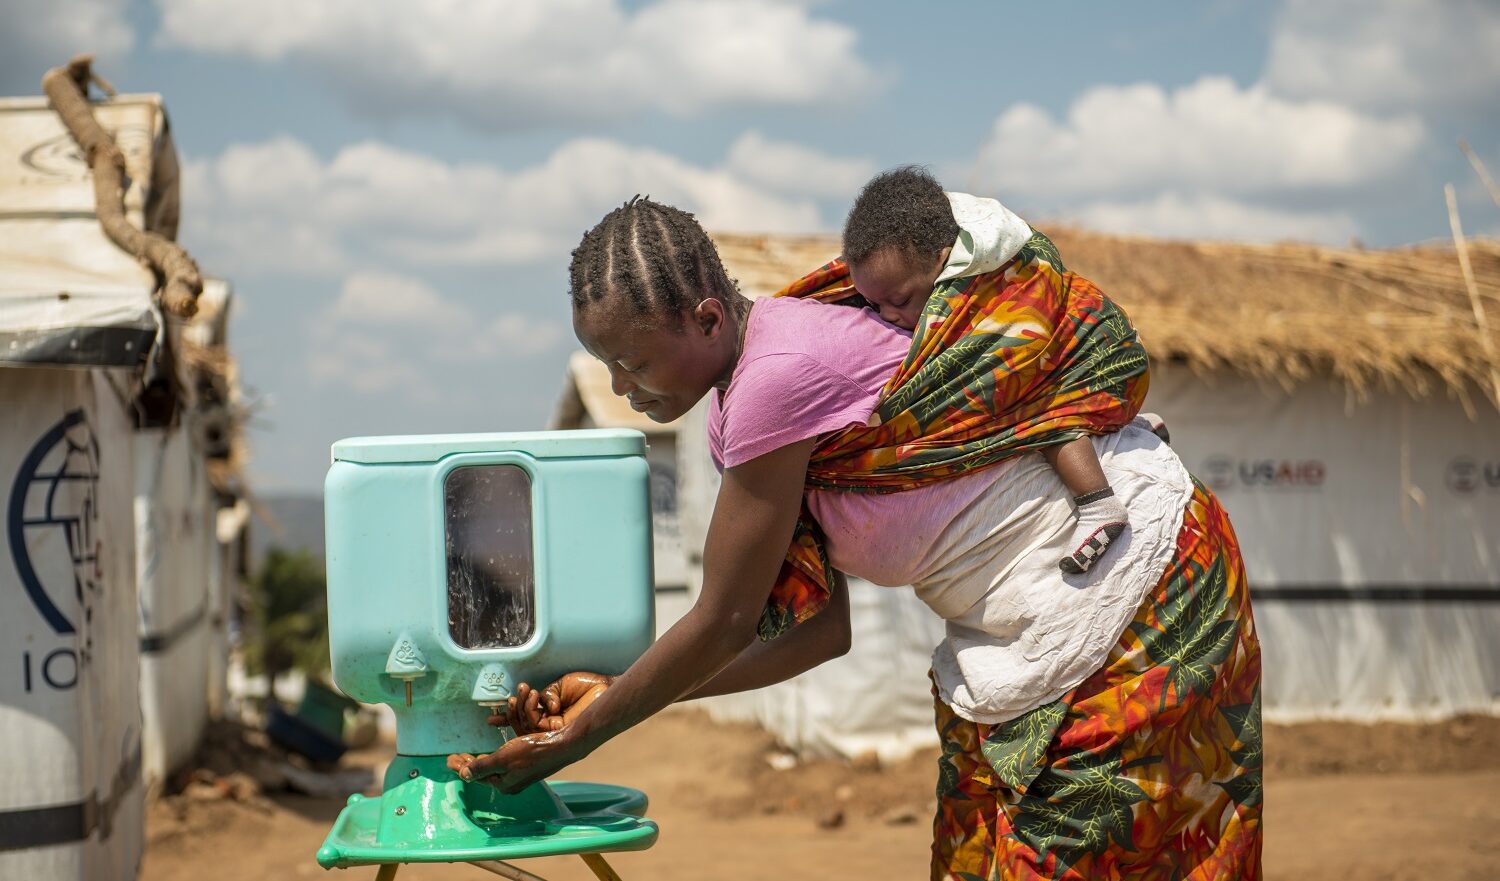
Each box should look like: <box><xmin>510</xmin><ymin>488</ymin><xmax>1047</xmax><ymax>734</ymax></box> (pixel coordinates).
<box><xmin>374</xmin><ymin>865</ymin><xmax>400</xmax><ymax>881</ymax></box>
<box><xmin>578</xmin><ymin>853</ymin><xmax>624</xmax><ymax>881</ymax></box>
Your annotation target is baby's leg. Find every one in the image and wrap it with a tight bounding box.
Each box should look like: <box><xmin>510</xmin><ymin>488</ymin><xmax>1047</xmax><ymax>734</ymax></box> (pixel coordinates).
<box><xmin>1044</xmin><ymin>438</ymin><xmax>1129</xmax><ymax>574</ymax></box>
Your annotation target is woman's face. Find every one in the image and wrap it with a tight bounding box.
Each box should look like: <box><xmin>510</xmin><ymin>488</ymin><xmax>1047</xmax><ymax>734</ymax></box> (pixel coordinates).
<box><xmin>848</xmin><ymin>246</ymin><xmax>948</xmax><ymax>330</ymax></box>
<box><xmin>573</xmin><ymin>297</ymin><xmax>736</xmax><ymax>424</ymax></box>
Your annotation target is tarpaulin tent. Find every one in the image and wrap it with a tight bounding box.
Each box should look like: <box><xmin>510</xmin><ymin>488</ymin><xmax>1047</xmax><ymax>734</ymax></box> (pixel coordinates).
<box><xmin>0</xmin><ymin>87</ymin><xmax>243</xmax><ymax>879</ymax></box>
<box><xmin>653</xmin><ymin>229</ymin><xmax>1500</xmax><ymax>760</ymax></box>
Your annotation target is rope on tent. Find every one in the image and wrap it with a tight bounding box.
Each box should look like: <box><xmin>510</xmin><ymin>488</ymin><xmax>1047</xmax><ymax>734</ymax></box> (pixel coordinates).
<box><xmin>41</xmin><ymin>54</ymin><xmax>202</xmax><ymax>318</ymax></box>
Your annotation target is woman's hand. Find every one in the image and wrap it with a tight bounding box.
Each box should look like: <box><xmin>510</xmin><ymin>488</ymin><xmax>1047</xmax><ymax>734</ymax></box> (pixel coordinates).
<box><xmin>447</xmin><ymin>726</ymin><xmax>594</xmax><ymax>793</ymax></box>
<box><xmin>492</xmin><ymin>672</ymin><xmax>614</xmax><ymax>734</ymax></box>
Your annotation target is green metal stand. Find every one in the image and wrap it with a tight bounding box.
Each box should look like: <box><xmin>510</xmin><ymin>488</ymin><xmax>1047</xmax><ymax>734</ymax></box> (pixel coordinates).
<box><xmin>316</xmin><ymin>755</ymin><xmax>657</xmax><ymax>869</ymax></box>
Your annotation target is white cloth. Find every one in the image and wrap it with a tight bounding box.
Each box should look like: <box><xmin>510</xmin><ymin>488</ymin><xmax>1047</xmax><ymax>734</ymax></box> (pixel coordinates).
<box><xmin>921</xmin><ymin>422</ymin><xmax>1193</xmax><ymax>724</ymax></box>
<box><xmin>936</xmin><ymin>191</ymin><xmax>1034</xmax><ymax>283</ymax></box>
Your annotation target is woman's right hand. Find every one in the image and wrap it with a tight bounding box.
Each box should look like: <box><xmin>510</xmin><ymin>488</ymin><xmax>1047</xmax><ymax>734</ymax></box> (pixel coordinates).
<box><xmin>492</xmin><ymin>672</ymin><xmax>614</xmax><ymax>734</ymax></box>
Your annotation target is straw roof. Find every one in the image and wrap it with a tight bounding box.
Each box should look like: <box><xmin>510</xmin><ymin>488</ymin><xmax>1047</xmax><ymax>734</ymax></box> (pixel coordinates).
<box><xmin>711</xmin><ymin>229</ymin><xmax>1500</xmax><ymax>410</ymax></box>
<box><xmin>176</xmin><ymin>278</ymin><xmax>251</xmax><ymax>496</ymax></box>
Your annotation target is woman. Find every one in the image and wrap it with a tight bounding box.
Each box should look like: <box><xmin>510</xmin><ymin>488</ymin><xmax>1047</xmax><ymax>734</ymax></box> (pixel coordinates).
<box><xmin>450</xmin><ymin>185</ymin><xmax>1262</xmax><ymax>879</ymax></box>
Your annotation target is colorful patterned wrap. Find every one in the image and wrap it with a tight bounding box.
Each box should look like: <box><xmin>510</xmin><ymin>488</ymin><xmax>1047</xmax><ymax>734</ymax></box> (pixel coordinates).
<box><xmin>759</xmin><ymin>232</ymin><xmax>1151</xmax><ymax>639</ymax></box>
<box><xmin>931</xmin><ymin>479</ymin><xmax>1263</xmax><ymax>880</ymax></box>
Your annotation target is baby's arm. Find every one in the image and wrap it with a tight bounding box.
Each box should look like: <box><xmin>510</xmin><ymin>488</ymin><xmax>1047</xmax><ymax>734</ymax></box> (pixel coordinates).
<box><xmin>1043</xmin><ymin>437</ymin><xmax>1129</xmax><ymax>575</ymax></box>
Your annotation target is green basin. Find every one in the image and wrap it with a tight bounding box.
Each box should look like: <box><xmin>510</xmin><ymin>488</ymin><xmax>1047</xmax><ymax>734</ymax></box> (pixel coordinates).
<box><xmin>316</xmin><ymin>756</ymin><xmax>657</xmax><ymax>868</ymax></box>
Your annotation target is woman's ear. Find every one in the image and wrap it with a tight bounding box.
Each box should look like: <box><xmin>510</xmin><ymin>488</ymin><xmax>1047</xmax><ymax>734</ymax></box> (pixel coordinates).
<box><xmin>694</xmin><ymin>297</ymin><xmax>726</xmax><ymax>339</ymax></box>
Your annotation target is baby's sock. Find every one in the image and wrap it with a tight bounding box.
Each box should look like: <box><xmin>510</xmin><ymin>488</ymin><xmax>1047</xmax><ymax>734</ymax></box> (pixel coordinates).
<box><xmin>1138</xmin><ymin>412</ymin><xmax>1171</xmax><ymax>444</ymax></box>
<box><xmin>1059</xmin><ymin>488</ymin><xmax>1129</xmax><ymax>574</ymax></box>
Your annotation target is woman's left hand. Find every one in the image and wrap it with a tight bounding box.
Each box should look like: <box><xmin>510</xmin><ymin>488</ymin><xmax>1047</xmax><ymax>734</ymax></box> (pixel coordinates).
<box><xmin>446</xmin><ymin>726</ymin><xmax>594</xmax><ymax>794</ymax></box>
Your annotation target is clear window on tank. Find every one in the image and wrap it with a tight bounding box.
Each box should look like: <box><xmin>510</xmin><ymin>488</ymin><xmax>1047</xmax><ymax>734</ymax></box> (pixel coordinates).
<box><xmin>444</xmin><ymin>464</ymin><xmax>536</xmax><ymax>648</ymax></box>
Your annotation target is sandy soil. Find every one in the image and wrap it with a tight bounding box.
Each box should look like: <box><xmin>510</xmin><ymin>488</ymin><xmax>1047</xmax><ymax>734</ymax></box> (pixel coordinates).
<box><xmin>141</xmin><ymin>711</ymin><xmax>1500</xmax><ymax>881</ymax></box>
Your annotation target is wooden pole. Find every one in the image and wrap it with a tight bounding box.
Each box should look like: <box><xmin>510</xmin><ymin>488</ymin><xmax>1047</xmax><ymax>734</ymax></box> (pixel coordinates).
<box><xmin>579</xmin><ymin>853</ymin><xmax>625</xmax><ymax>881</ymax></box>
<box><xmin>374</xmin><ymin>864</ymin><xmax>400</xmax><ymax>881</ymax></box>
<box><xmin>1446</xmin><ymin>183</ymin><xmax>1500</xmax><ymax>408</ymax></box>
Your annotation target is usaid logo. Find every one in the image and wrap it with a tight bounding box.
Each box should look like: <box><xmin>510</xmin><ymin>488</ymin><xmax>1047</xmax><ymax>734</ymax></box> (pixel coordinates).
<box><xmin>1203</xmin><ymin>456</ymin><xmax>1326</xmax><ymax>491</ymax></box>
<box><xmin>1446</xmin><ymin>458</ymin><xmax>1500</xmax><ymax>494</ymax></box>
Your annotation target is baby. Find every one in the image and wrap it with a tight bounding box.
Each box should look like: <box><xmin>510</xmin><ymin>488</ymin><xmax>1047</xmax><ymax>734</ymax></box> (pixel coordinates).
<box><xmin>842</xmin><ymin>167</ymin><xmax>1133</xmax><ymax>574</ymax></box>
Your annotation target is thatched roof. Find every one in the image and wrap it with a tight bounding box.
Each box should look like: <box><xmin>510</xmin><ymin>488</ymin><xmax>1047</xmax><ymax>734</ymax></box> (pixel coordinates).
<box><xmin>711</xmin><ymin>229</ymin><xmax>1500</xmax><ymax>410</ymax></box>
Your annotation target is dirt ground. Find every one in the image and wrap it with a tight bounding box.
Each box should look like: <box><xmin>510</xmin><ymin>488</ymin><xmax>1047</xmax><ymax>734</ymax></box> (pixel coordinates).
<box><xmin>141</xmin><ymin>710</ymin><xmax>1500</xmax><ymax>881</ymax></box>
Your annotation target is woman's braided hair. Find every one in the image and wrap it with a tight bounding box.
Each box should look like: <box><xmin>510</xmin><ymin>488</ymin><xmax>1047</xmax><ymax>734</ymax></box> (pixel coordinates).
<box><xmin>570</xmin><ymin>196</ymin><xmax>738</xmax><ymax>326</ymax></box>
<box><xmin>842</xmin><ymin>165</ymin><xmax>958</xmax><ymax>268</ymax></box>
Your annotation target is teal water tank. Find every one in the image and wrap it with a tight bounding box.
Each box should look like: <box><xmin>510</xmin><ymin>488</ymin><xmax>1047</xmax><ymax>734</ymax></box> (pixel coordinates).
<box><xmin>324</xmin><ymin>429</ymin><xmax>655</xmax><ymax>755</ymax></box>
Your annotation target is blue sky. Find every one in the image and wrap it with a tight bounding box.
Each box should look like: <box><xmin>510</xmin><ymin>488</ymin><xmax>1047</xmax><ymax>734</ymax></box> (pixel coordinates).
<box><xmin>3</xmin><ymin>0</ymin><xmax>1497</xmax><ymax>492</ymax></box>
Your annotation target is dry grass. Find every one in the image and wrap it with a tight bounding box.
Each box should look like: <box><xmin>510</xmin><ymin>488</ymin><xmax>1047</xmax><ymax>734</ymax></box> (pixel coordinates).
<box><xmin>712</xmin><ymin>230</ymin><xmax>1500</xmax><ymax>411</ymax></box>
<box><xmin>173</xmin><ymin>281</ymin><xmax>250</xmax><ymax>496</ymax></box>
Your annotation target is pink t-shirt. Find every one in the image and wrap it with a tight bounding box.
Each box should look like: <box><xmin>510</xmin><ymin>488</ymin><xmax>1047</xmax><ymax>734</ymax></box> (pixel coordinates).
<box><xmin>707</xmin><ymin>296</ymin><xmax>1008</xmax><ymax>587</ymax></box>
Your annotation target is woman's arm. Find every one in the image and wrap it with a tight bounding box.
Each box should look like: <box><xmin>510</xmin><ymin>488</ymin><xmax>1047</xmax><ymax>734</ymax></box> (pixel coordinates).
<box><xmin>455</xmin><ymin>437</ymin><xmax>817</xmax><ymax>790</ymax></box>
<box><xmin>680</xmin><ymin>569</ymin><xmax>850</xmax><ymax>700</ymax></box>
<box><xmin>498</xmin><ymin>572</ymin><xmax>849</xmax><ymax>732</ymax></box>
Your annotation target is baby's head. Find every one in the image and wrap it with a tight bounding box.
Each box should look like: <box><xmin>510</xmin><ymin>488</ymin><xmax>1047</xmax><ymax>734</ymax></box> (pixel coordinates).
<box><xmin>570</xmin><ymin>196</ymin><xmax>745</xmax><ymax>423</ymax></box>
<box><xmin>843</xmin><ymin>166</ymin><xmax>958</xmax><ymax>330</ymax></box>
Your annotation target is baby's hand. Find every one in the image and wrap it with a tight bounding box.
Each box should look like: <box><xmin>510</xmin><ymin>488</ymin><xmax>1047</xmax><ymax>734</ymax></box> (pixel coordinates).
<box><xmin>489</xmin><ymin>672</ymin><xmax>614</xmax><ymax>735</ymax></box>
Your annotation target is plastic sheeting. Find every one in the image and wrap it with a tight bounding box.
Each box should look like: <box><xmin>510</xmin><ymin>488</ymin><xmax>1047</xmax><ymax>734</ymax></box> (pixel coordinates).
<box><xmin>1148</xmin><ymin>367</ymin><xmax>1500</xmax><ymax>721</ymax></box>
<box><xmin>0</xmin><ymin>367</ymin><xmax>144</xmax><ymax>880</ymax></box>
<box><xmin>135</xmin><ymin>424</ymin><xmax>217</xmax><ymax>789</ymax></box>
<box><xmin>671</xmin><ymin>369</ymin><xmax>1500</xmax><ymax>760</ymax></box>
<box><xmin>0</xmin><ymin>95</ymin><xmax>176</xmax><ymax>369</ymax></box>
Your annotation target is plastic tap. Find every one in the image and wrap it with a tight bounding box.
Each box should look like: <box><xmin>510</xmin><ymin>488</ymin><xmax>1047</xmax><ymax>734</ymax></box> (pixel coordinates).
<box><xmin>471</xmin><ymin>663</ymin><xmax>511</xmax><ymax>715</ymax></box>
<box><xmin>384</xmin><ymin>633</ymin><xmax>428</xmax><ymax>706</ymax></box>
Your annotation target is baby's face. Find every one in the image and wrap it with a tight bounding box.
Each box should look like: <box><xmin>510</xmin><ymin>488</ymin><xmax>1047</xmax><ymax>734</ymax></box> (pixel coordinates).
<box><xmin>848</xmin><ymin>247</ymin><xmax>944</xmax><ymax>330</ymax></box>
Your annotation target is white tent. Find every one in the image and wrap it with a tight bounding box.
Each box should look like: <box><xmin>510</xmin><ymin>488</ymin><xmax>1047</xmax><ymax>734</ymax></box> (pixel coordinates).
<box><xmin>655</xmin><ymin>231</ymin><xmax>1500</xmax><ymax>761</ymax></box>
<box><xmin>0</xmin><ymin>91</ymin><xmax>243</xmax><ymax>879</ymax></box>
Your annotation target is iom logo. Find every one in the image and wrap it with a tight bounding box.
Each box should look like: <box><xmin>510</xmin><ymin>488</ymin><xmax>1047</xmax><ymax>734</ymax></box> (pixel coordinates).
<box><xmin>8</xmin><ymin>410</ymin><xmax>103</xmax><ymax>689</ymax></box>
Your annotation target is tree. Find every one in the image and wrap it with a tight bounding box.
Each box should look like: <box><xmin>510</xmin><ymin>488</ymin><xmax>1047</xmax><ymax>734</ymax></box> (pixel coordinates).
<box><xmin>244</xmin><ymin>547</ymin><xmax>329</xmax><ymax>704</ymax></box>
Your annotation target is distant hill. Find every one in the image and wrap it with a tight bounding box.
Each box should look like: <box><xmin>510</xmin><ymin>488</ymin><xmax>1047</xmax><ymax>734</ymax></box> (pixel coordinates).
<box><xmin>251</xmin><ymin>494</ymin><xmax>325</xmax><ymax>568</ymax></box>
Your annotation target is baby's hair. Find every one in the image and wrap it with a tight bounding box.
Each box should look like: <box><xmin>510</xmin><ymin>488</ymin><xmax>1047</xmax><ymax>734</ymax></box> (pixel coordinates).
<box><xmin>569</xmin><ymin>196</ymin><xmax>738</xmax><ymax>326</ymax></box>
<box><xmin>842</xmin><ymin>165</ymin><xmax>959</xmax><ymax>268</ymax></box>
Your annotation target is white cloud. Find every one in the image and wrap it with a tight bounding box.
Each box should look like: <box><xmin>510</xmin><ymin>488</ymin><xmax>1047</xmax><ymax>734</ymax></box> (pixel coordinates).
<box><xmin>310</xmin><ymin>272</ymin><xmax>564</xmax><ymax>396</ymax></box>
<box><xmin>725</xmin><ymin>131</ymin><xmax>879</xmax><ymax>199</ymax></box>
<box><xmin>182</xmin><ymin>134</ymin><xmax>828</xmax><ymax>277</ymax></box>
<box><xmin>975</xmin><ymin>76</ymin><xmax>1424</xmax><ymax>203</ymax></box>
<box><xmin>1265</xmin><ymin>0</ymin><xmax>1500</xmax><ymax>114</ymax></box>
<box><xmin>480</xmin><ymin>314</ymin><xmax>563</xmax><ymax>360</ymax></box>
<box><xmin>306</xmin><ymin>328</ymin><xmax>422</xmax><ymax>396</ymax></box>
<box><xmin>332</xmin><ymin>271</ymin><xmax>468</xmax><ymax>327</ymax></box>
<box><xmin>181</xmin><ymin>131</ymin><xmax>850</xmax><ymax>398</ymax></box>
<box><xmin>180</xmin><ymin>139</ymin><xmax>347</xmax><ymax>277</ymax></box>
<box><xmin>1067</xmin><ymin>192</ymin><xmax>1358</xmax><ymax>244</ymax></box>
<box><xmin>0</xmin><ymin>0</ymin><xmax>134</xmax><ymax>88</ymax></box>
<box><xmin>154</xmin><ymin>0</ymin><xmax>877</xmax><ymax>130</ymax></box>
